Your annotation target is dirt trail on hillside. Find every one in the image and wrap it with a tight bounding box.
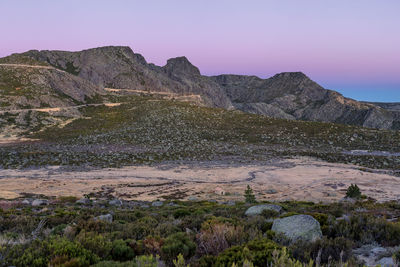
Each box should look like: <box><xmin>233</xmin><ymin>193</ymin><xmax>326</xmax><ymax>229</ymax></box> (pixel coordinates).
<box><xmin>0</xmin><ymin>64</ymin><xmax>62</xmax><ymax>71</ymax></box>
<box><xmin>0</xmin><ymin>157</ymin><xmax>398</xmax><ymax>203</ymax></box>
<box><xmin>0</xmin><ymin>103</ymin><xmax>121</xmax><ymax>114</ymax></box>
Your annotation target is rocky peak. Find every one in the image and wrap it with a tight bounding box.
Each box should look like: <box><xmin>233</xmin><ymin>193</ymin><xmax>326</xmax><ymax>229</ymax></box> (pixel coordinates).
<box><xmin>163</xmin><ymin>56</ymin><xmax>201</xmax><ymax>76</ymax></box>
<box><xmin>270</xmin><ymin>72</ymin><xmax>310</xmax><ymax>83</ymax></box>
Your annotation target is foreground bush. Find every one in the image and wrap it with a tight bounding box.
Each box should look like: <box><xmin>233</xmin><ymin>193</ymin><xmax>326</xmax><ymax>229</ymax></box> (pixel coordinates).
<box><xmin>161</xmin><ymin>232</ymin><xmax>196</xmax><ymax>263</ymax></box>
<box><xmin>8</xmin><ymin>237</ymin><xmax>98</xmax><ymax>267</ymax></box>
<box><xmin>213</xmin><ymin>238</ymin><xmax>281</xmax><ymax>266</ymax></box>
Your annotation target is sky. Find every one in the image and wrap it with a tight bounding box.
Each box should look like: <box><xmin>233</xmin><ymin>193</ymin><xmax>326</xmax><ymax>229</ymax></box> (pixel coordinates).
<box><xmin>0</xmin><ymin>0</ymin><xmax>399</xmax><ymax>102</ymax></box>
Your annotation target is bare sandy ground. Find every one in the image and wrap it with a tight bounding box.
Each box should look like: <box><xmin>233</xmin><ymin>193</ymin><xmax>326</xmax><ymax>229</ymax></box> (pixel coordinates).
<box><xmin>0</xmin><ymin>157</ymin><xmax>398</xmax><ymax>202</ymax></box>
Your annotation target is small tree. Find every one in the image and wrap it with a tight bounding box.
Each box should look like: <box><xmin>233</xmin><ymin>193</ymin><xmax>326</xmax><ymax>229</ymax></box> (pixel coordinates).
<box><xmin>244</xmin><ymin>185</ymin><xmax>256</xmax><ymax>203</ymax></box>
<box><xmin>346</xmin><ymin>184</ymin><xmax>361</xmax><ymax>199</ymax></box>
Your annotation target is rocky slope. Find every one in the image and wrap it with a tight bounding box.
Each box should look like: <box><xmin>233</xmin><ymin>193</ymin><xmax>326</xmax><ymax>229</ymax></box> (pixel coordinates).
<box><xmin>0</xmin><ymin>56</ymin><xmax>105</xmax><ymax>138</ymax></box>
<box><xmin>22</xmin><ymin>47</ymin><xmax>233</xmax><ymax>109</ymax></box>
<box><xmin>211</xmin><ymin>73</ymin><xmax>397</xmax><ymax>129</ymax></box>
<box><xmin>2</xmin><ymin>46</ymin><xmax>399</xmax><ymax>130</ymax></box>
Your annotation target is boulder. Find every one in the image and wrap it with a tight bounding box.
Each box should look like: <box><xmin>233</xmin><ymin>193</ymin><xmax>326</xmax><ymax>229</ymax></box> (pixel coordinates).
<box><xmin>152</xmin><ymin>201</ymin><xmax>164</xmax><ymax>207</ymax></box>
<box><xmin>21</xmin><ymin>199</ymin><xmax>31</xmax><ymax>205</ymax></box>
<box><xmin>76</xmin><ymin>198</ymin><xmax>91</xmax><ymax>205</ymax></box>
<box><xmin>245</xmin><ymin>204</ymin><xmax>282</xmax><ymax>216</ymax></box>
<box><xmin>266</xmin><ymin>189</ymin><xmax>278</xmax><ymax>194</ymax></box>
<box><xmin>377</xmin><ymin>257</ymin><xmax>394</xmax><ymax>267</ymax></box>
<box><xmin>271</xmin><ymin>215</ymin><xmax>322</xmax><ymax>242</ymax></box>
<box><xmin>95</xmin><ymin>214</ymin><xmax>113</xmax><ymax>223</ymax></box>
<box><xmin>188</xmin><ymin>196</ymin><xmax>198</xmax><ymax>201</ymax></box>
<box><xmin>108</xmin><ymin>199</ymin><xmax>122</xmax><ymax>206</ymax></box>
<box><xmin>32</xmin><ymin>199</ymin><xmax>49</xmax><ymax>207</ymax></box>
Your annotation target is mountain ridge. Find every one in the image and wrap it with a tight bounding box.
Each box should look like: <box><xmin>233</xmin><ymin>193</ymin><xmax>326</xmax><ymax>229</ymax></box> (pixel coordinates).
<box><xmin>1</xmin><ymin>46</ymin><xmax>399</xmax><ymax>130</ymax></box>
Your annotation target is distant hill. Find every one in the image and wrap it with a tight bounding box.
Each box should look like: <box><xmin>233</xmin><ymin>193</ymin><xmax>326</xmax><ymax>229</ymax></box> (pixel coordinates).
<box><xmin>1</xmin><ymin>46</ymin><xmax>398</xmax><ymax>130</ymax></box>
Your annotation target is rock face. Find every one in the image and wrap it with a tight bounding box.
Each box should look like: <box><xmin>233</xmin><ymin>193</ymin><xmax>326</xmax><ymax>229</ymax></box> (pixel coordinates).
<box><xmin>271</xmin><ymin>215</ymin><xmax>322</xmax><ymax>242</ymax></box>
<box><xmin>212</xmin><ymin>73</ymin><xmax>398</xmax><ymax>129</ymax></box>
<box><xmin>22</xmin><ymin>47</ymin><xmax>233</xmax><ymax>109</ymax></box>
<box><xmin>245</xmin><ymin>204</ymin><xmax>282</xmax><ymax>216</ymax></box>
<box><xmin>2</xmin><ymin>46</ymin><xmax>398</xmax><ymax>129</ymax></box>
<box><xmin>0</xmin><ymin>64</ymin><xmax>104</xmax><ymax>110</ymax></box>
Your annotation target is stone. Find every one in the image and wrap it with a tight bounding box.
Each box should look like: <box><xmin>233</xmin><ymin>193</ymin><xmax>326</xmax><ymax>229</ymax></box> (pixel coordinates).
<box><xmin>266</xmin><ymin>189</ymin><xmax>278</xmax><ymax>194</ymax></box>
<box><xmin>109</xmin><ymin>199</ymin><xmax>122</xmax><ymax>206</ymax></box>
<box><xmin>21</xmin><ymin>199</ymin><xmax>31</xmax><ymax>205</ymax></box>
<box><xmin>95</xmin><ymin>214</ymin><xmax>113</xmax><ymax>223</ymax></box>
<box><xmin>152</xmin><ymin>201</ymin><xmax>164</xmax><ymax>207</ymax></box>
<box><xmin>271</xmin><ymin>215</ymin><xmax>322</xmax><ymax>242</ymax></box>
<box><xmin>188</xmin><ymin>196</ymin><xmax>198</xmax><ymax>201</ymax></box>
<box><xmin>32</xmin><ymin>199</ymin><xmax>49</xmax><ymax>207</ymax></box>
<box><xmin>245</xmin><ymin>204</ymin><xmax>282</xmax><ymax>216</ymax></box>
<box><xmin>76</xmin><ymin>198</ymin><xmax>91</xmax><ymax>205</ymax></box>
<box><xmin>376</xmin><ymin>257</ymin><xmax>394</xmax><ymax>267</ymax></box>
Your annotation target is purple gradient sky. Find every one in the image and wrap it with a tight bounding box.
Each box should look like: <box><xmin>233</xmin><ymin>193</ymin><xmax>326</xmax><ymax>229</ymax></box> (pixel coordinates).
<box><xmin>1</xmin><ymin>0</ymin><xmax>399</xmax><ymax>101</ymax></box>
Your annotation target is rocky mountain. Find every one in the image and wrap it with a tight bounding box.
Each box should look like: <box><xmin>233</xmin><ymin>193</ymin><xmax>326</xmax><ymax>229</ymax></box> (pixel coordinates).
<box><xmin>212</xmin><ymin>73</ymin><xmax>397</xmax><ymax>129</ymax></box>
<box><xmin>2</xmin><ymin>46</ymin><xmax>399</xmax><ymax>130</ymax></box>
<box><xmin>22</xmin><ymin>47</ymin><xmax>233</xmax><ymax>109</ymax></box>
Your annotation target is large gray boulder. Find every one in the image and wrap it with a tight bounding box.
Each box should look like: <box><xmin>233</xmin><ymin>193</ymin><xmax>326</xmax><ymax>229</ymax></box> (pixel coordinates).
<box><xmin>152</xmin><ymin>201</ymin><xmax>164</xmax><ymax>207</ymax></box>
<box><xmin>245</xmin><ymin>204</ymin><xmax>282</xmax><ymax>216</ymax></box>
<box><xmin>271</xmin><ymin>215</ymin><xmax>322</xmax><ymax>242</ymax></box>
<box><xmin>32</xmin><ymin>199</ymin><xmax>49</xmax><ymax>207</ymax></box>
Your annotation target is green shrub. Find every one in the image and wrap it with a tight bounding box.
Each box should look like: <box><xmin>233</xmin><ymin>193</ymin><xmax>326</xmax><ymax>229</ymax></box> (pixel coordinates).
<box><xmin>261</xmin><ymin>209</ymin><xmax>279</xmax><ymax>219</ymax></box>
<box><xmin>10</xmin><ymin>237</ymin><xmax>98</xmax><ymax>267</ymax></box>
<box><xmin>173</xmin><ymin>209</ymin><xmax>191</xmax><ymax>218</ymax></box>
<box><xmin>161</xmin><ymin>232</ymin><xmax>196</xmax><ymax>263</ymax></box>
<box><xmin>75</xmin><ymin>231</ymin><xmax>112</xmax><ymax>259</ymax></box>
<box><xmin>111</xmin><ymin>240</ymin><xmax>135</xmax><ymax>261</ymax></box>
<box><xmin>346</xmin><ymin>184</ymin><xmax>361</xmax><ymax>199</ymax></box>
<box><xmin>215</xmin><ymin>238</ymin><xmax>281</xmax><ymax>266</ymax></box>
<box><xmin>326</xmin><ymin>215</ymin><xmax>400</xmax><ymax>246</ymax></box>
<box><xmin>244</xmin><ymin>185</ymin><xmax>256</xmax><ymax>204</ymax></box>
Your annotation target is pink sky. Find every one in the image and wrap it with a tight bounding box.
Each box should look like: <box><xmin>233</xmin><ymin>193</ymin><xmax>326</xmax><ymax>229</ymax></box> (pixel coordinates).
<box><xmin>1</xmin><ymin>0</ymin><xmax>399</xmax><ymax>101</ymax></box>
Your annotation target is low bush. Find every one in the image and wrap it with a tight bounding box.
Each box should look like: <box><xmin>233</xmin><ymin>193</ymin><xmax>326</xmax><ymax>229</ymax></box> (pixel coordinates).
<box><xmin>214</xmin><ymin>238</ymin><xmax>281</xmax><ymax>266</ymax></box>
<box><xmin>111</xmin><ymin>239</ymin><xmax>135</xmax><ymax>261</ymax></box>
<box><xmin>161</xmin><ymin>232</ymin><xmax>196</xmax><ymax>263</ymax></box>
<box><xmin>346</xmin><ymin>184</ymin><xmax>361</xmax><ymax>199</ymax></box>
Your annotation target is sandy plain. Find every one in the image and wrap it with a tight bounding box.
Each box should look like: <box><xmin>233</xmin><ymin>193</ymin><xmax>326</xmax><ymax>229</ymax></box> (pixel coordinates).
<box><xmin>0</xmin><ymin>157</ymin><xmax>398</xmax><ymax>203</ymax></box>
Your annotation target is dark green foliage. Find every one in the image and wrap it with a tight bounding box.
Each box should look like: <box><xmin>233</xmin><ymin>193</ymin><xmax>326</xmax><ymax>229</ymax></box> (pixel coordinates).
<box><xmin>7</xmin><ymin>237</ymin><xmax>98</xmax><ymax>267</ymax></box>
<box><xmin>111</xmin><ymin>240</ymin><xmax>135</xmax><ymax>261</ymax></box>
<box><xmin>173</xmin><ymin>208</ymin><xmax>191</xmax><ymax>218</ymax></box>
<box><xmin>395</xmin><ymin>250</ymin><xmax>400</xmax><ymax>262</ymax></box>
<box><xmin>76</xmin><ymin>231</ymin><xmax>113</xmax><ymax>258</ymax></box>
<box><xmin>261</xmin><ymin>209</ymin><xmax>279</xmax><ymax>219</ymax></box>
<box><xmin>326</xmin><ymin>214</ymin><xmax>400</xmax><ymax>246</ymax></box>
<box><xmin>346</xmin><ymin>184</ymin><xmax>361</xmax><ymax>199</ymax></box>
<box><xmin>214</xmin><ymin>238</ymin><xmax>281</xmax><ymax>266</ymax></box>
<box><xmin>244</xmin><ymin>185</ymin><xmax>256</xmax><ymax>203</ymax></box>
<box><xmin>161</xmin><ymin>232</ymin><xmax>196</xmax><ymax>262</ymax></box>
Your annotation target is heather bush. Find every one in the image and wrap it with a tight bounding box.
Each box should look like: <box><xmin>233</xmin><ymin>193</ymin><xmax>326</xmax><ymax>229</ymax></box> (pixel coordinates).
<box><xmin>196</xmin><ymin>222</ymin><xmax>245</xmax><ymax>256</ymax></box>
